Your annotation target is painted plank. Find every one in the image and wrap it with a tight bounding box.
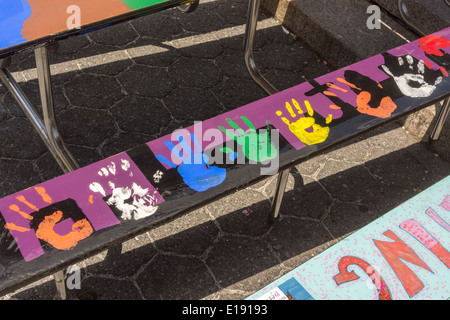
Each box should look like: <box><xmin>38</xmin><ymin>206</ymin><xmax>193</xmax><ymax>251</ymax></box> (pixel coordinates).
<box><xmin>0</xmin><ymin>0</ymin><xmax>191</xmax><ymax>56</ymax></box>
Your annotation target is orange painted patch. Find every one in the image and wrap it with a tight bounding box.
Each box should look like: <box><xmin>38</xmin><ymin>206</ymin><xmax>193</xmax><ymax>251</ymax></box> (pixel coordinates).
<box><xmin>22</xmin><ymin>0</ymin><xmax>131</xmax><ymax>42</ymax></box>
<box><xmin>323</xmin><ymin>91</ymin><xmax>337</xmax><ymax>97</ymax></box>
<box><xmin>329</xmin><ymin>105</ymin><xmax>341</xmax><ymax>110</ymax></box>
<box><xmin>35</xmin><ymin>210</ymin><xmax>94</xmax><ymax>251</ymax></box>
<box><xmin>9</xmin><ymin>204</ymin><xmax>33</xmax><ymax>220</ymax></box>
<box><xmin>34</xmin><ymin>186</ymin><xmax>52</xmax><ymax>204</ymax></box>
<box><xmin>356</xmin><ymin>92</ymin><xmax>397</xmax><ymax>119</ymax></box>
<box><xmin>326</xmin><ymin>83</ymin><xmax>347</xmax><ymax>92</ymax></box>
<box><xmin>15</xmin><ymin>195</ymin><xmax>38</xmax><ymax>212</ymax></box>
<box><xmin>89</xmin><ymin>195</ymin><xmax>94</xmax><ymax>204</ymax></box>
<box><xmin>5</xmin><ymin>222</ymin><xmax>30</xmax><ymax>233</ymax></box>
<box><xmin>337</xmin><ymin>78</ymin><xmax>361</xmax><ymax>91</ymax></box>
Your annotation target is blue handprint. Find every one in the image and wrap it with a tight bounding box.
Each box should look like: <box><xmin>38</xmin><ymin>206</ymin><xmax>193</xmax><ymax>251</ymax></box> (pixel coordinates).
<box><xmin>156</xmin><ymin>133</ymin><xmax>226</xmax><ymax>192</ymax></box>
<box><xmin>0</xmin><ymin>1</ymin><xmax>32</xmax><ymax>48</ymax></box>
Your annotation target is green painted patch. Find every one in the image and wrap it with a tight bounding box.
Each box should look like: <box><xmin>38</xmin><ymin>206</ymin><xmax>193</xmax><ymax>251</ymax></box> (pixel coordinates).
<box><xmin>121</xmin><ymin>0</ymin><xmax>169</xmax><ymax>10</ymax></box>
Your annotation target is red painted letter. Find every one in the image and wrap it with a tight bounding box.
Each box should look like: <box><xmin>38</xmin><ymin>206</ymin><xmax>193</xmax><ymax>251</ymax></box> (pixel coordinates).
<box><xmin>373</xmin><ymin>230</ymin><xmax>432</xmax><ymax>297</ymax></box>
<box><xmin>333</xmin><ymin>256</ymin><xmax>392</xmax><ymax>300</ymax></box>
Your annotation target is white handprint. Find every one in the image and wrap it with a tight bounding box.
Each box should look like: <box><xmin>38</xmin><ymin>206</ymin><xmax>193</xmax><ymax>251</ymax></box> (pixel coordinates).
<box><xmin>89</xmin><ymin>160</ymin><xmax>158</xmax><ymax>221</ymax></box>
<box><xmin>381</xmin><ymin>54</ymin><xmax>442</xmax><ymax>98</ymax></box>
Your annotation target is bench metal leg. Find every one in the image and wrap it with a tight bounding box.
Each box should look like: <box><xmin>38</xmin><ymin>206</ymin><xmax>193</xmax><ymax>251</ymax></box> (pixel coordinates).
<box><xmin>398</xmin><ymin>0</ymin><xmax>429</xmax><ymax>36</ymax></box>
<box><xmin>54</xmin><ymin>270</ymin><xmax>68</xmax><ymax>300</ymax></box>
<box><xmin>244</xmin><ymin>0</ymin><xmax>278</xmax><ymax>95</ymax></box>
<box><xmin>269</xmin><ymin>168</ymin><xmax>291</xmax><ymax>223</ymax></box>
<box><xmin>0</xmin><ymin>48</ymin><xmax>79</xmax><ymax>173</ymax></box>
<box><xmin>34</xmin><ymin>46</ymin><xmax>80</xmax><ymax>173</ymax></box>
<box><xmin>430</xmin><ymin>97</ymin><xmax>450</xmax><ymax>141</ymax></box>
<box><xmin>1</xmin><ymin>46</ymin><xmax>81</xmax><ymax>300</ymax></box>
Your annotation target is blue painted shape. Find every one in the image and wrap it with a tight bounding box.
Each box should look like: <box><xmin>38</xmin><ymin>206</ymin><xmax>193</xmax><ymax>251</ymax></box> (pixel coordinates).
<box><xmin>0</xmin><ymin>0</ymin><xmax>32</xmax><ymax>49</ymax></box>
<box><xmin>156</xmin><ymin>133</ymin><xmax>226</xmax><ymax>192</ymax></box>
<box><xmin>278</xmin><ymin>278</ymin><xmax>314</xmax><ymax>300</ymax></box>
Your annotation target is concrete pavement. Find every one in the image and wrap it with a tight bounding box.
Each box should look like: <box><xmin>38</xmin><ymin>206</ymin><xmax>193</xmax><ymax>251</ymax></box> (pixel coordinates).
<box><xmin>0</xmin><ymin>0</ymin><xmax>449</xmax><ymax>300</ymax></box>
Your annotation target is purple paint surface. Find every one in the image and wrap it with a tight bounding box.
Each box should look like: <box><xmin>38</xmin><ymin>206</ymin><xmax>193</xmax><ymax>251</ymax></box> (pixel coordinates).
<box><xmin>0</xmin><ymin>153</ymin><xmax>163</xmax><ymax>261</ymax></box>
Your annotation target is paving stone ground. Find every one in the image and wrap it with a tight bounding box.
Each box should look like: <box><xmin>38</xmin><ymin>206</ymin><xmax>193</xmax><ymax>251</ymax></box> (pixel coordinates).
<box><xmin>0</xmin><ymin>0</ymin><xmax>449</xmax><ymax>300</ymax></box>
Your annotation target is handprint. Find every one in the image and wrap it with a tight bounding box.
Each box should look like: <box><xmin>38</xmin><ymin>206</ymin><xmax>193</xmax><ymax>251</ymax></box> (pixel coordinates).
<box><xmin>381</xmin><ymin>53</ymin><xmax>443</xmax><ymax>98</ymax></box>
<box><xmin>155</xmin><ymin>133</ymin><xmax>226</xmax><ymax>192</ymax></box>
<box><xmin>89</xmin><ymin>159</ymin><xmax>161</xmax><ymax>221</ymax></box>
<box><xmin>4</xmin><ymin>187</ymin><xmax>93</xmax><ymax>251</ymax></box>
<box><xmin>218</xmin><ymin>116</ymin><xmax>277</xmax><ymax>163</ymax></box>
<box><xmin>342</xmin><ymin>70</ymin><xmax>397</xmax><ymax>119</ymax></box>
<box><xmin>419</xmin><ymin>34</ymin><xmax>450</xmax><ymax>70</ymax></box>
<box><xmin>276</xmin><ymin>99</ymin><xmax>331</xmax><ymax>145</ymax></box>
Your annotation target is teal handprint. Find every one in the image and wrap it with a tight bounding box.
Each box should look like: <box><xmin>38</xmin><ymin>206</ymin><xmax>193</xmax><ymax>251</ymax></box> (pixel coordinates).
<box><xmin>218</xmin><ymin>116</ymin><xmax>277</xmax><ymax>163</ymax></box>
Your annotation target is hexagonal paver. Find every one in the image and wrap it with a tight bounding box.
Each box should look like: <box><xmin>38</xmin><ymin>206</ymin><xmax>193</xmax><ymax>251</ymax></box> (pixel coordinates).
<box><xmin>206</xmin><ymin>188</ymin><xmax>273</xmax><ymax>237</ymax></box>
<box><xmin>64</xmin><ymin>73</ymin><xmax>125</xmax><ymax>109</ymax></box>
<box><xmin>87</xmin><ymin>22</ymin><xmax>139</xmax><ymax>47</ymax></box>
<box><xmin>213</xmin><ymin>77</ymin><xmax>267</xmax><ymax>110</ymax></box>
<box><xmin>317</xmin><ymin>158</ymin><xmax>383</xmax><ymax>203</ymax></box>
<box><xmin>205</xmin><ymin>235</ymin><xmax>282</xmax><ymax>292</ymax></box>
<box><xmin>73</xmin><ymin>43</ymin><xmax>133</xmax><ymax>76</ymax></box>
<box><xmin>84</xmin><ymin>235</ymin><xmax>158</xmax><ymax>279</ymax></box>
<box><xmin>0</xmin><ymin>159</ymin><xmax>41</xmax><ymax>197</ymax></box>
<box><xmin>3</xmin><ymin>80</ymin><xmax>70</xmax><ymax>117</ymax></box>
<box><xmin>125</xmin><ymin>37</ymin><xmax>181</xmax><ymax>67</ymax></box>
<box><xmin>58</xmin><ymin>107</ymin><xmax>117</xmax><ymax>147</ymax></box>
<box><xmin>167</xmin><ymin>56</ymin><xmax>222</xmax><ymax>89</ymax></box>
<box><xmin>163</xmin><ymin>86</ymin><xmax>224</xmax><ymax>122</ymax></box>
<box><xmin>149</xmin><ymin>208</ymin><xmax>220</xmax><ymax>257</ymax></box>
<box><xmin>117</xmin><ymin>64</ymin><xmax>173</xmax><ymax>98</ymax></box>
<box><xmin>175</xmin><ymin>33</ymin><xmax>224</xmax><ymax>59</ymax></box>
<box><xmin>136</xmin><ymin>254</ymin><xmax>217</xmax><ymax>299</ymax></box>
<box><xmin>131</xmin><ymin>11</ymin><xmax>184</xmax><ymax>40</ymax></box>
<box><xmin>80</xmin><ymin>277</ymin><xmax>142</xmax><ymax>300</ymax></box>
<box><xmin>177</xmin><ymin>2</ymin><xmax>225</xmax><ymax>33</ymax></box>
<box><xmin>99</xmin><ymin>131</ymin><xmax>154</xmax><ymax>158</ymax></box>
<box><xmin>0</xmin><ymin>118</ymin><xmax>46</xmax><ymax>160</ymax></box>
<box><xmin>266</xmin><ymin>216</ymin><xmax>333</xmax><ymax>263</ymax></box>
<box><xmin>110</xmin><ymin>95</ymin><xmax>171</xmax><ymax>135</ymax></box>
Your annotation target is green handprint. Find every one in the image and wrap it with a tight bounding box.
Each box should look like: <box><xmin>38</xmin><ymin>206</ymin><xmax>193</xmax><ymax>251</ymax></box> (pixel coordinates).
<box><xmin>218</xmin><ymin>116</ymin><xmax>277</xmax><ymax>163</ymax></box>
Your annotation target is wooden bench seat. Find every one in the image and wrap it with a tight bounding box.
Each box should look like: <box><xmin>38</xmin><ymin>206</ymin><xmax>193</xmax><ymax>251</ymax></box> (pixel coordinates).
<box><xmin>0</xmin><ymin>22</ymin><xmax>449</xmax><ymax>298</ymax></box>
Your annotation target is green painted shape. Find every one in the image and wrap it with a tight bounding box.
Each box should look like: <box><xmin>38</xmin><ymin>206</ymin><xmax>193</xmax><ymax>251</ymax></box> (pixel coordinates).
<box><xmin>121</xmin><ymin>0</ymin><xmax>169</xmax><ymax>10</ymax></box>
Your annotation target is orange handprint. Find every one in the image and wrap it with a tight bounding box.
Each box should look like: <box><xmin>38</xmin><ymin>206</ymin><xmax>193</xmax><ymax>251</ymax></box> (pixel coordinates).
<box><xmin>5</xmin><ymin>187</ymin><xmax>93</xmax><ymax>251</ymax></box>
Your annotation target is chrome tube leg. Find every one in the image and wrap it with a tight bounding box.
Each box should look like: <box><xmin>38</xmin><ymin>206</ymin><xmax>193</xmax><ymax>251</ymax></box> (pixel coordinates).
<box><xmin>0</xmin><ymin>67</ymin><xmax>70</xmax><ymax>171</ymax></box>
<box><xmin>430</xmin><ymin>97</ymin><xmax>450</xmax><ymax>141</ymax></box>
<box><xmin>398</xmin><ymin>0</ymin><xmax>429</xmax><ymax>36</ymax></box>
<box><xmin>34</xmin><ymin>46</ymin><xmax>81</xmax><ymax>299</ymax></box>
<box><xmin>269</xmin><ymin>168</ymin><xmax>291</xmax><ymax>223</ymax></box>
<box><xmin>34</xmin><ymin>46</ymin><xmax>79</xmax><ymax>173</ymax></box>
<box><xmin>244</xmin><ymin>0</ymin><xmax>278</xmax><ymax>95</ymax></box>
<box><xmin>54</xmin><ymin>270</ymin><xmax>67</xmax><ymax>300</ymax></box>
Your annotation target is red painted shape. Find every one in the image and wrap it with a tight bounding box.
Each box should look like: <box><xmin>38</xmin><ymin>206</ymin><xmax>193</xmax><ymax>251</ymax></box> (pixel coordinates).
<box><xmin>333</xmin><ymin>256</ymin><xmax>392</xmax><ymax>300</ymax></box>
<box><xmin>373</xmin><ymin>230</ymin><xmax>432</xmax><ymax>297</ymax></box>
<box><xmin>419</xmin><ymin>35</ymin><xmax>450</xmax><ymax>56</ymax></box>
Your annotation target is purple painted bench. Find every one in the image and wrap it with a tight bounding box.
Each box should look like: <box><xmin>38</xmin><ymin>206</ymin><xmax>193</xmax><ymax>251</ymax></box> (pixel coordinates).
<box><xmin>0</xmin><ymin>2</ymin><xmax>449</xmax><ymax>300</ymax></box>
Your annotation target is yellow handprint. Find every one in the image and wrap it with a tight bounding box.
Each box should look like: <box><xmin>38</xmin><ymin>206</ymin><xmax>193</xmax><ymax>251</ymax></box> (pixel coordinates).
<box><xmin>277</xmin><ymin>99</ymin><xmax>331</xmax><ymax>145</ymax></box>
